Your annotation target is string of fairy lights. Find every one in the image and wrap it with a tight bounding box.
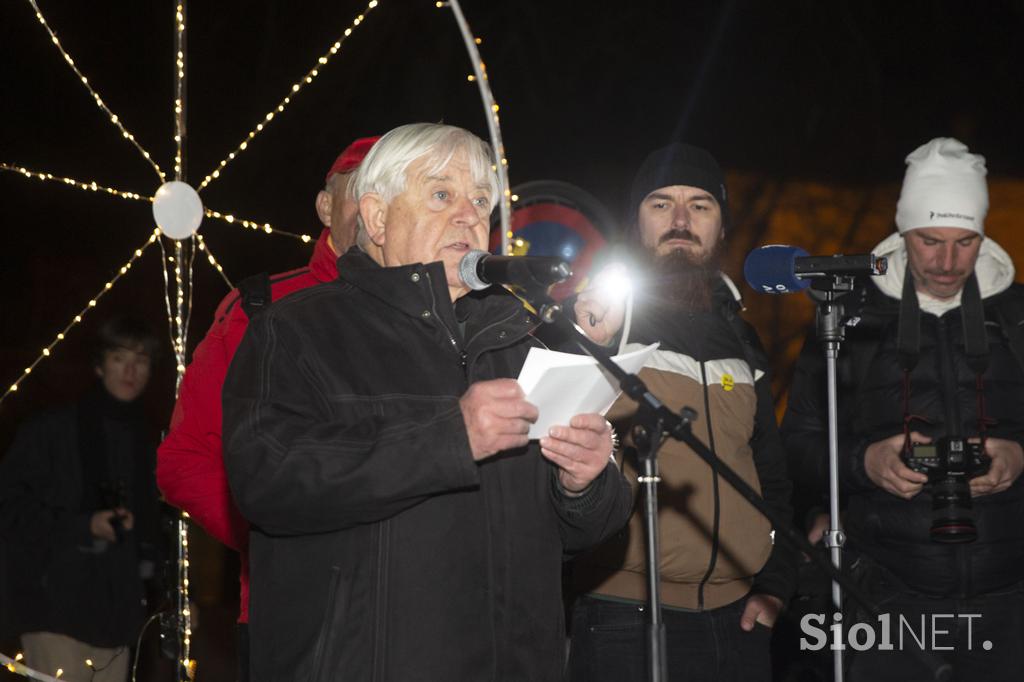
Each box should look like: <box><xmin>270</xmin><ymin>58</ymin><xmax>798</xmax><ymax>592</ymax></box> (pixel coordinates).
<box><xmin>0</xmin><ymin>0</ymin><xmax>391</xmax><ymax>419</ymax></box>
<box><xmin>196</xmin><ymin>233</ymin><xmax>233</xmax><ymax>288</ymax></box>
<box><xmin>25</xmin><ymin>0</ymin><xmax>166</xmax><ymax>184</ymax></box>
<box><xmin>195</xmin><ymin>0</ymin><xmax>382</xmax><ymax>193</ymax></box>
<box><xmin>1</xmin><ymin>652</ymin><xmax>61</xmax><ymax>682</ymax></box>
<box><xmin>0</xmin><ymin>231</ymin><xmax>159</xmax><ymax>404</ymax></box>
<box><xmin>170</xmin><ymin>3</ymin><xmax>195</xmax><ymax>678</ymax></box>
<box><xmin>203</xmin><ymin>208</ymin><xmax>315</xmax><ymax>242</ymax></box>
<box><xmin>2</xmin><ymin>0</ymin><xmax>512</xmax><ymax>679</ymax></box>
<box><xmin>442</xmin><ymin>0</ymin><xmax>513</xmax><ymax>255</ymax></box>
<box><xmin>0</xmin><ymin>163</ymin><xmax>150</xmax><ymax>202</ymax></box>
<box><xmin>0</xmin><ymin>163</ymin><xmax>318</xmax><ymax>243</ymax></box>
<box><xmin>0</xmin><ymin>184</ymin><xmax>314</xmax><ymax>414</ymax></box>
<box><xmin>174</xmin><ymin>3</ymin><xmax>187</xmax><ymax>180</ymax></box>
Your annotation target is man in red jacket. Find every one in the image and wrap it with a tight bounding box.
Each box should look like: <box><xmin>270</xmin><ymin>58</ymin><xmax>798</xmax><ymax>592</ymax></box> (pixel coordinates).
<box><xmin>156</xmin><ymin>136</ymin><xmax>378</xmax><ymax>681</ymax></box>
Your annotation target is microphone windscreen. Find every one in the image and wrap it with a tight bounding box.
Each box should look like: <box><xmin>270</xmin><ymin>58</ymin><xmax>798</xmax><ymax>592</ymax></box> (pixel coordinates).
<box><xmin>458</xmin><ymin>250</ymin><xmax>490</xmax><ymax>291</ymax></box>
<box><xmin>743</xmin><ymin>245</ymin><xmax>811</xmax><ymax>294</ymax></box>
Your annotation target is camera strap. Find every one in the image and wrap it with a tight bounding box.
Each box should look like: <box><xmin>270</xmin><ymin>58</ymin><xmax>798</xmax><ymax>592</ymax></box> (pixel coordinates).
<box><xmin>960</xmin><ymin>274</ymin><xmax>990</xmax><ymax>375</ymax></box>
<box><xmin>961</xmin><ymin>275</ymin><xmax>993</xmax><ymax>442</ymax></box>
<box><xmin>896</xmin><ymin>272</ymin><xmax>991</xmax><ymax>442</ymax></box>
<box><xmin>896</xmin><ymin>270</ymin><xmax>922</xmax><ymax>373</ymax></box>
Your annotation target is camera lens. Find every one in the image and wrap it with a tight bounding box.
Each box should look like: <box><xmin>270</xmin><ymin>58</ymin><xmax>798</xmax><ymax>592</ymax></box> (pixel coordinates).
<box><xmin>929</xmin><ymin>478</ymin><xmax>978</xmax><ymax>543</ymax></box>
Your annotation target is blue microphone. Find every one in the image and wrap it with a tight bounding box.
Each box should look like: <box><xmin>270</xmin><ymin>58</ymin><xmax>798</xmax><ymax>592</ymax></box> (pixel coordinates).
<box><xmin>744</xmin><ymin>245</ymin><xmax>888</xmax><ymax>295</ymax></box>
<box><xmin>744</xmin><ymin>245</ymin><xmax>811</xmax><ymax>294</ymax></box>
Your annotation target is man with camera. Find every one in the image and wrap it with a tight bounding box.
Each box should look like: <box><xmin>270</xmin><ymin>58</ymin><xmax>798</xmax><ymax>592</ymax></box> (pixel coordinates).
<box><xmin>782</xmin><ymin>137</ymin><xmax>1024</xmax><ymax>680</ymax></box>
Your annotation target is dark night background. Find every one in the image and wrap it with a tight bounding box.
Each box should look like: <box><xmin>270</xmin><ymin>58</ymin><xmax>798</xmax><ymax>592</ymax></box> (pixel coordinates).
<box><xmin>1</xmin><ymin>0</ymin><xmax>1023</xmax><ymax>678</ymax></box>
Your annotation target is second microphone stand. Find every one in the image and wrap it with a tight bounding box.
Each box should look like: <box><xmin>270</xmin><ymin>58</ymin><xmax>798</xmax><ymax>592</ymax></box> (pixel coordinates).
<box><xmin>808</xmin><ymin>275</ymin><xmax>856</xmax><ymax>682</ymax></box>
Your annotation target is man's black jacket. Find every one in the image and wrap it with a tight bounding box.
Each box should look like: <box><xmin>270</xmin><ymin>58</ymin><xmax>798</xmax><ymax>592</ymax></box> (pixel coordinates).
<box><xmin>0</xmin><ymin>384</ymin><xmax>160</xmax><ymax>646</ymax></box>
<box><xmin>782</xmin><ymin>282</ymin><xmax>1024</xmax><ymax>597</ymax></box>
<box><xmin>223</xmin><ymin>249</ymin><xmax>632</xmax><ymax>682</ymax></box>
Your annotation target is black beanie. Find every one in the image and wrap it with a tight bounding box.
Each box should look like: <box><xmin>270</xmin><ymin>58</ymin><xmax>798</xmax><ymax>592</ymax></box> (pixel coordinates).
<box><xmin>629</xmin><ymin>143</ymin><xmax>729</xmax><ymax>228</ymax></box>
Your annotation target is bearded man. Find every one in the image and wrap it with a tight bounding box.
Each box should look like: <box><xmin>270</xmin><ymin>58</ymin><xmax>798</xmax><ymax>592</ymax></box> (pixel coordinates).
<box><xmin>568</xmin><ymin>143</ymin><xmax>796</xmax><ymax>682</ymax></box>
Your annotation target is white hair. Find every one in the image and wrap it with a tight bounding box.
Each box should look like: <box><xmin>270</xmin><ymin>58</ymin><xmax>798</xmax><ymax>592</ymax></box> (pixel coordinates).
<box><xmin>350</xmin><ymin>123</ymin><xmax>499</xmax><ymax>237</ymax></box>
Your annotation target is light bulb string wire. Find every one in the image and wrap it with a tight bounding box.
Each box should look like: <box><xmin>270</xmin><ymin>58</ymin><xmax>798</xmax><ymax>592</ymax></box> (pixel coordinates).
<box><xmin>25</xmin><ymin>0</ymin><xmax>166</xmax><ymax>183</ymax></box>
<box><xmin>195</xmin><ymin>0</ymin><xmax>383</xmax><ymax>193</ymax></box>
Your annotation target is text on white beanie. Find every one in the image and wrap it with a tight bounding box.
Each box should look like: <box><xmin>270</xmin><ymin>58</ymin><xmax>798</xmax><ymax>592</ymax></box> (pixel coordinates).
<box><xmin>895</xmin><ymin>137</ymin><xmax>988</xmax><ymax>235</ymax></box>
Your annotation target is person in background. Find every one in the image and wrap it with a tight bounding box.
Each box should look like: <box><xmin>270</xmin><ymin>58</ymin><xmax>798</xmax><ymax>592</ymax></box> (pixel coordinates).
<box><xmin>569</xmin><ymin>142</ymin><xmax>796</xmax><ymax>682</ymax></box>
<box><xmin>0</xmin><ymin>316</ymin><xmax>162</xmax><ymax>682</ymax></box>
<box><xmin>782</xmin><ymin>137</ymin><xmax>1024</xmax><ymax>680</ymax></box>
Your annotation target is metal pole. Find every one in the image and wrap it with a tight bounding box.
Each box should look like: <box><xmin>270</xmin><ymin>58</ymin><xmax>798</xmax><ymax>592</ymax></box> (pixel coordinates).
<box><xmin>445</xmin><ymin>0</ymin><xmax>512</xmax><ymax>255</ymax></box>
<box><xmin>813</xmin><ymin>286</ymin><xmax>849</xmax><ymax>682</ymax></box>
<box><xmin>172</xmin><ymin>3</ymin><xmax>194</xmax><ymax>680</ymax></box>
<box><xmin>825</xmin><ymin>343</ymin><xmax>845</xmax><ymax>681</ymax></box>
<box><xmin>635</xmin><ymin>422</ymin><xmax>669</xmax><ymax>682</ymax></box>
<box><xmin>174</xmin><ymin>0</ymin><xmax>187</xmax><ymax>182</ymax></box>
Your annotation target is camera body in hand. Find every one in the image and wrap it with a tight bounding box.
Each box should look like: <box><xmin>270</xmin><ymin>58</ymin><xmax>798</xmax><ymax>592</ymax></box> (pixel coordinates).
<box><xmin>98</xmin><ymin>479</ymin><xmax>130</xmax><ymax>544</ymax></box>
<box><xmin>902</xmin><ymin>436</ymin><xmax>991</xmax><ymax>544</ymax></box>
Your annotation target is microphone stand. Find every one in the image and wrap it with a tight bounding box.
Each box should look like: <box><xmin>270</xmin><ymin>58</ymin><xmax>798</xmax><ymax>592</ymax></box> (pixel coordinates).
<box><xmin>517</xmin><ymin>286</ymin><xmax>950</xmax><ymax>682</ymax></box>
<box><xmin>807</xmin><ymin>275</ymin><xmax>856</xmax><ymax>682</ymax></box>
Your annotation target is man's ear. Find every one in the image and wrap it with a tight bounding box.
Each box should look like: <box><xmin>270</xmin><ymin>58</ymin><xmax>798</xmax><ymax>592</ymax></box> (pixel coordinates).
<box><xmin>315</xmin><ymin>189</ymin><xmax>333</xmax><ymax>226</ymax></box>
<box><xmin>360</xmin><ymin>193</ymin><xmax>388</xmax><ymax>246</ymax></box>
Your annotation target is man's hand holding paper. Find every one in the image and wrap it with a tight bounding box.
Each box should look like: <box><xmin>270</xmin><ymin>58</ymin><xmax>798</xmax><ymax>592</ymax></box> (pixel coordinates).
<box><xmin>460</xmin><ymin>378</ymin><xmax>539</xmax><ymax>461</ymax></box>
<box><xmin>540</xmin><ymin>414</ymin><xmax>615</xmax><ymax>493</ymax></box>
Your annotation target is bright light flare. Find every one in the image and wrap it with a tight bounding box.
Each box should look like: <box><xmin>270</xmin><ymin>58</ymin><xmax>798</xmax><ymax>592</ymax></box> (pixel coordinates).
<box><xmin>592</xmin><ymin>262</ymin><xmax>634</xmax><ymax>302</ymax></box>
<box><xmin>579</xmin><ymin>262</ymin><xmax>637</xmax><ymax>354</ymax></box>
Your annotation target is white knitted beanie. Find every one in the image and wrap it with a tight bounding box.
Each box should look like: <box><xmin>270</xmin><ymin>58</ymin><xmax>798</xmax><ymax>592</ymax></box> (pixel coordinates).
<box><xmin>895</xmin><ymin>137</ymin><xmax>988</xmax><ymax>234</ymax></box>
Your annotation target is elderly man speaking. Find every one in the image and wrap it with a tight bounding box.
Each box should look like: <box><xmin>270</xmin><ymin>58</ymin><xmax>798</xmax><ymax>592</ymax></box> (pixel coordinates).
<box><xmin>223</xmin><ymin>123</ymin><xmax>632</xmax><ymax>682</ymax></box>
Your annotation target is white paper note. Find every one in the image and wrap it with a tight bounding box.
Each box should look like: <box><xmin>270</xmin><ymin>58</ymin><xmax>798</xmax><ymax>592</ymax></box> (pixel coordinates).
<box><xmin>517</xmin><ymin>342</ymin><xmax>659</xmax><ymax>439</ymax></box>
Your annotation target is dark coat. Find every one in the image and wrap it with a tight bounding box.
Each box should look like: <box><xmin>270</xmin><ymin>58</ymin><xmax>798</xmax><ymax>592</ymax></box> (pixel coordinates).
<box><xmin>223</xmin><ymin>249</ymin><xmax>633</xmax><ymax>682</ymax></box>
<box><xmin>782</xmin><ymin>282</ymin><xmax>1024</xmax><ymax>597</ymax></box>
<box><xmin>0</xmin><ymin>386</ymin><xmax>159</xmax><ymax>647</ymax></box>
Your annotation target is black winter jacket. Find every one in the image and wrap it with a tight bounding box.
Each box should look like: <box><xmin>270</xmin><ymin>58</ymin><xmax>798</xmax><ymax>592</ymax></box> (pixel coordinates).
<box><xmin>223</xmin><ymin>249</ymin><xmax>633</xmax><ymax>682</ymax></box>
<box><xmin>782</xmin><ymin>282</ymin><xmax>1024</xmax><ymax>597</ymax></box>
<box><xmin>0</xmin><ymin>385</ymin><xmax>160</xmax><ymax>646</ymax></box>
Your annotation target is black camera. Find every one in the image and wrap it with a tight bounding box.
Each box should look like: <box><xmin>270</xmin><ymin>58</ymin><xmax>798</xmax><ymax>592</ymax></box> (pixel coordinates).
<box><xmin>98</xmin><ymin>479</ymin><xmax>130</xmax><ymax>544</ymax></box>
<box><xmin>902</xmin><ymin>436</ymin><xmax>990</xmax><ymax>544</ymax></box>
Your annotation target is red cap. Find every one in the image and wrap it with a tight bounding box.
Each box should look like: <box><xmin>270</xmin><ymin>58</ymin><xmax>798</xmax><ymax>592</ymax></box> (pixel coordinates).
<box><xmin>325</xmin><ymin>136</ymin><xmax>381</xmax><ymax>183</ymax></box>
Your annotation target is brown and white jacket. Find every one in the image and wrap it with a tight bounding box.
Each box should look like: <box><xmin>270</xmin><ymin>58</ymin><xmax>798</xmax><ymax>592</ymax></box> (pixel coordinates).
<box><xmin>573</xmin><ymin>275</ymin><xmax>796</xmax><ymax>610</ymax></box>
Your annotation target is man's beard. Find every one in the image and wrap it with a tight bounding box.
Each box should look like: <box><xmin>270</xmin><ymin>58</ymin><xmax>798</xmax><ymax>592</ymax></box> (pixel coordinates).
<box><xmin>644</xmin><ymin>229</ymin><xmax>722</xmax><ymax>312</ymax></box>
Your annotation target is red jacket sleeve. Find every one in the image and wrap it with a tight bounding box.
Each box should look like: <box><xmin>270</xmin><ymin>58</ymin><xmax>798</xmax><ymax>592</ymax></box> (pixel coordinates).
<box><xmin>157</xmin><ymin>292</ymin><xmax>250</xmax><ymax>551</ymax></box>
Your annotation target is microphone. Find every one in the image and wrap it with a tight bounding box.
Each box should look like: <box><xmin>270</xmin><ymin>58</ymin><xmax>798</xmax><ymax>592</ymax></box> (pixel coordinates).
<box><xmin>458</xmin><ymin>250</ymin><xmax>572</xmax><ymax>292</ymax></box>
<box><xmin>744</xmin><ymin>245</ymin><xmax>887</xmax><ymax>294</ymax></box>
